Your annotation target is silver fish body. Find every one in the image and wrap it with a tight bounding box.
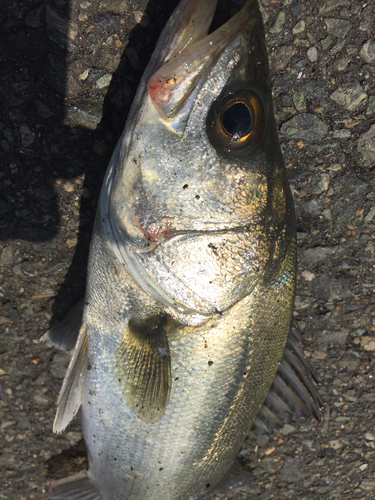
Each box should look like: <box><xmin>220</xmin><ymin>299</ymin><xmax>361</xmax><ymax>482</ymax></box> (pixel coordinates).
<box><xmin>49</xmin><ymin>1</ymin><xmax>301</xmax><ymax>499</ymax></box>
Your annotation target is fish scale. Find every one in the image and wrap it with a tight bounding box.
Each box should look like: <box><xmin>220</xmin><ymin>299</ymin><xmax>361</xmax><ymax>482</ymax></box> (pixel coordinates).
<box><xmin>44</xmin><ymin>1</ymin><xmax>323</xmax><ymax>499</ymax></box>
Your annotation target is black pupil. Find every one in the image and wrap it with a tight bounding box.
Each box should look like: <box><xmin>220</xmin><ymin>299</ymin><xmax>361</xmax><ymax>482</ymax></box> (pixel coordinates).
<box><xmin>222</xmin><ymin>102</ymin><xmax>251</xmax><ymax>138</ymax></box>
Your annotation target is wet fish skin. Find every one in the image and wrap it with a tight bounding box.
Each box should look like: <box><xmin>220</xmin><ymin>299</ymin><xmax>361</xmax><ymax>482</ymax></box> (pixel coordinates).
<box><xmin>49</xmin><ymin>0</ymin><xmax>297</xmax><ymax>499</ymax></box>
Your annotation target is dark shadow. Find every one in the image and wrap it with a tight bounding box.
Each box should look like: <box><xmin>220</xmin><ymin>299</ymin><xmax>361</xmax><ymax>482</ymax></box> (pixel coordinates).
<box><xmin>0</xmin><ymin>0</ymin><xmax>180</xmax><ymax>322</ymax></box>
<box><xmin>45</xmin><ymin>439</ymin><xmax>88</xmax><ymax>476</ymax></box>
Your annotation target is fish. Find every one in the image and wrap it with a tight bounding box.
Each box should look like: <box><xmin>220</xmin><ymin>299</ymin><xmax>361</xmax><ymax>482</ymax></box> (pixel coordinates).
<box><xmin>44</xmin><ymin>0</ymin><xmax>323</xmax><ymax>498</ymax></box>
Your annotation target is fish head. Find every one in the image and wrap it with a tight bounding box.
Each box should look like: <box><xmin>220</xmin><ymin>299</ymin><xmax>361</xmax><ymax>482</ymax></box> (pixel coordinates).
<box><xmin>103</xmin><ymin>0</ymin><xmax>295</xmax><ymax>316</ymax></box>
<box><xmin>107</xmin><ymin>0</ymin><xmax>291</xmax><ymax>241</ymax></box>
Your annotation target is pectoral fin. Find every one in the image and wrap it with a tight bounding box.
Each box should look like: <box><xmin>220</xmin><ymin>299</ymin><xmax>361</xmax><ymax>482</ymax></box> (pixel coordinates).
<box><xmin>53</xmin><ymin>326</ymin><xmax>87</xmax><ymax>433</ymax></box>
<box><xmin>115</xmin><ymin>314</ymin><xmax>171</xmax><ymax>423</ymax></box>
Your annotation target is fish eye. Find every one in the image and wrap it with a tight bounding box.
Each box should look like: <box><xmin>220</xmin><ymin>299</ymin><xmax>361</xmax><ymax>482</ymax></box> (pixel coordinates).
<box><xmin>206</xmin><ymin>90</ymin><xmax>265</xmax><ymax>153</ymax></box>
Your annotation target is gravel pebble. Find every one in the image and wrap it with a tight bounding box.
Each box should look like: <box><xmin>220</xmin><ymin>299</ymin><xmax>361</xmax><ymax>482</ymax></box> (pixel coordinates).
<box><xmin>357</xmin><ymin>124</ymin><xmax>375</xmax><ymax>167</ymax></box>
<box><xmin>330</xmin><ymin>82</ymin><xmax>367</xmax><ymax>111</ymax></box>
<box><xmin>324</xmin><ymin>18</ymin><xmax>350</xmax><ymax>38</ymax></box>
<box><xmin>280</xmin><ymin>113</ymin><xmax>329</xmax><ymax>141</ymax></box>
<box><xmin>307</xmin><ymin>46</ymin><xmax>318</xmax><ymax>62</ymax></box>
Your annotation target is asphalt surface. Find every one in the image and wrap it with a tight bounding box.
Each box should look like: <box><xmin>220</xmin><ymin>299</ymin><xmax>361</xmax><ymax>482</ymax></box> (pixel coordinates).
<box><xmin>0</xmin><ymin>0</ymin><xmax>375</xmax><ymax>499</ymax></box>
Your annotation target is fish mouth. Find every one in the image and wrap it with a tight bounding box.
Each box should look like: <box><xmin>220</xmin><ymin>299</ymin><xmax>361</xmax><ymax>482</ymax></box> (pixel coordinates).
<box><xmin>147</xmin><ymin>0</ymin><xmax>258</xmax><ymax>123</ymax></box>
<box><xmin>100</xmin><ymin>143</ymin><xmax>209</xmax><ymax>315</ymax></box>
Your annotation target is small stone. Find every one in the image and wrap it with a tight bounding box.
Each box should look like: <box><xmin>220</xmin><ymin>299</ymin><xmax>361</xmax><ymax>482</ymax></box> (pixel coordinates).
<box><xmin>318</xmin><ymin>0</ymin><xmax>350</xmax><ymax>14</ymax></box>
<box><xmin>264</xmin><ymin>445</ymin><xmax>276</xmax><ymax>455</ymax></box>
<box><xmin>334</xmin><ymin>56</ymin><xmax>349</xmax><ymax>72</ymax></box>
<box><xmin>1</xmin><ymin>141</ymin><xmax>9</xmax><ymax>151</ymax></box>
<box><xmin>280</xmin><ymin>424</ymin><xmax>296</xmax><ymax>436</ymax></box>
<box><xmin>19</xmin><ymin>123</ymin><xmax>35</xmax><ymax>147</ymax></box>
<box><xmin>360</xmin><ymin>40</ymin><xmax>375</xmax><ymax>64</ymax></box>
<box><xmin>78</xmin><ymin>12</ymin><xmax>88</xmax><ymax>21</ymax></box>
<box><xmin>64</xmin><ymin>182</ymin><xmax>75</xmax><ymax>192</ymax></box>
<box><xmin>80</xmin><ymin>1</ymin><xmax>91</xmax><ymax>7</ymax></box>
<box><xmin>366</xmin><ymin>96</ymin><xmax>375</xmax><ymax>116</ymax></box>
<box><xmin>328</xmin><ymin>439</ymin><xmax>343</xmax><ymax>450</ymax></box>
<box><xmin>321</xmin><ymin>35</ymin><xmax>334</xmax><ymax>51</ymax></box>
<box><xmin>307</xmin><ymin>46</ymin><xmax>318</xmax><ymax>62</ymax></box>
<box><xmin>302</xmin><ymin>270</ymin><xmax>316</xmax><ymax>281</ymax></box>
<box><xmin>333</xmin><ymin>129</ymin><xmax>351</xmax><ymax>139</ymax></box>
<box><xmin>330</xmin><ymin>83</ymin><xmax>367</xmax><ymax>111</ymax></box>
<box><xmin>303</xmin><ymin>246</ymin><xmax>337</xmax><ymax>262</ymax></box>
<box><xmin>363</xmin><ymin>341</ymin><xmax>375</xmax><ymax>351</ymax></box>
<box><xmin>292</xmin><ymin>19</ymin><xmax>305</xmax><ymax>34</ymax></box>
<box><xmin>31</xmin><ymin>289</ymin><xmax>56</xmax><ymax>299</ymax></box>
<box><xmin>360</xmin><ymin>5</ymin><xmax>373</xmax><ymax>33</ymax></box>
<box><xmin>324</xmin><ymin>18</ymin><xmax>350</xmax><ymax>38</ymax></box>
<box><xmin>94</xmin><ymin>13</ymin><xmax>121</xmax><ymax>31</ymax></box>
<box><xmin>63</xmin><ymin>100</ymin><xmax>102</xmax><ymax>130</ymax></box>
<box><xmin>1</xmin><ymin>302</ymin><xmax>19</xmax><ymax>323</ymax></box>
<box><xmin>357</xmin><ymin>125</ymin><xmax>375</xmax><ymax>167</ymax></box>
<box><xmin>0</xmin><ymin>246</ymin><xmax>14</xmax><ymax>266</ymax></box>
<box><xmin>292</xmin><ymin>92</ymin><xmax>306</xmax><ymax>111</ymax></box>
<box><xmin>360</xmin><ymin>480</ymin><xmax>375</xmax><ymax>491</ymax></box>
<box><xmin>359</xmin><ymin>464</ymin><xmax>368</xmax><ymax>471</ymax></box>
<box><xmin>290</xmin><ymin>1</ymin><xmax>302</xmax><ymax>19</ymax></box>
<box><xmin>364</xmin><ymin>207</ymin><xmax>375</xmax><ymax>223</ymax></box>
<box><xmin>79</xmin><ymin>69</ymin><xmax>90</xmax><ymax>81</ymax></box>
<box><xmin>17</xmin><ymin>416</ymin><xmax>30</xmax><ymax>430</ymax></box>
<box><xmin>280</xmin><ymin>113</ymin><xmax>329</xmax><ymax>141</ymax></box>
<box><xmin>365</xmin><ymin>432</ymin><xmax>375</xmax><ymax>441</ymax></box>
<box><xmin>125</xmin><ymin>47</ymin><xmax>141</xmax><ymax>70</ymax></box>
<box><xmin>270</xmin><ymin>11</ymin><xmax>285</xmax><ymax>34</ymax></box>
<box><xmin>66</xmin><ymin>238</ymin><xmax>78</xmax><ymax>248</ymax></box>
<box><xmin>269</xmin><ymin>46</ymin><xmax>296</xmax><ymax>72</ymax></box>
<box><xmin>96</xmin><ymin>74</ymin><xmax>112</xmax><ymax>89</ymax></box>
<box><xmin>133</xmin><ymin>10</ymin><xmax>149</xmax><ymax>27</ymax></box>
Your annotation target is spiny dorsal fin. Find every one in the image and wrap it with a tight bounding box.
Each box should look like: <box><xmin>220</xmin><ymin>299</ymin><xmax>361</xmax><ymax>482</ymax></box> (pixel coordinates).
<box><xmin>252</xmin><ymin>325</ymin><xmax>324</xmax><ymax>436</ymax></box>
<box><xmin>53</xmin><ymin>326</ymin><xmax>87</xmax><ymax>434</ymax></box>
<box><xmin>115</xmin><ymin>314</ymin><xmax>171</xmax><ymax>423</ymax></box>
<box><xmin>40</xmin><ymin>299</ymin><xmax>85</xmax><ymax>352</ymax></box>
<box><xmin>47</xmin><ymin>470</ymin><xmax>103</xmax><ymax>500</ymax></box>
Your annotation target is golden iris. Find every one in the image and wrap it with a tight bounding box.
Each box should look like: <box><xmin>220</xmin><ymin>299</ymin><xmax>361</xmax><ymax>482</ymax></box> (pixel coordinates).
<box><xmin>206</xmin><ymin>90</ymin><xmax>265</xmax><ymax>153</ymax></box>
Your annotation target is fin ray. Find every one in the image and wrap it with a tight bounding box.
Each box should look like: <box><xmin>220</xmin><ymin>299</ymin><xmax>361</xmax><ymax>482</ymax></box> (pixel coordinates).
<box><xmin>115</xmin><ymin>314</ymin><xmax>171</xmax><ymax>423</ymax></box>
<box><xmin>252</xmin><ymin>324</ymin><xmax>323</xmax><ymax>435</ymax></box>
<box><xmin>48</xmin><ymin>470</ymin><xmax>103</xmax><ymax>500</ymax></box>
<box><xmin>40</xmin><ymin>299</ymin><xmax>85</xmax><ymax>351</ymax></box>
<box><xmin>53</xmin><ymin>326</ymin><xmax>87</xmax><ymax>433</ymax></box>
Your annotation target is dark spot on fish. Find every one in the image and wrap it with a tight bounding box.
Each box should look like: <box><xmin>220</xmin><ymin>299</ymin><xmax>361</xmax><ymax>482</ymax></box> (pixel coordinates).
<box><xmin>208</xmin><ymin>243</ymin><xmax>218</xmax><ymax>256</ymax></box>
<box><xmin>87</xmin><ymin>364</ymin><xmax>92</xmax><ymax>370</ymax></box>
<box><xmin>208</xmin><ymin>361</ymin><xmax>213</xmax><ymax>366</ymax></box>
<box><xmin>183</xmin><ymin>184</ymin><xmax>188</xmax><ymax>189</ymax></box>
<box><xmin>243</xmin><ymin>372</ymin><xmax>247</xmax><ymax>376</ymax></box>
<box><xmin>206</xmin><ymin>483</ymin><xmax>211</xmax><ymax>488</ymax></box>
<box><xmin>174</xmin><ymin>377</ymin><xmax>179</xmax><ymax>381</ymax></box>
<box><xmin>195</xmin><ymin>195</ymin><xmax>200</xmax><ymax>200</ymax></box>
<box><xmin>114</xmin><ymin>458</ymin><xmax>117</xmax><ymax>461</ymax></box>
<box><xmin>159</xmin><ymin>468</ymin><xmax>163</xmax><ymax>471</ymax></box>
<box><xmin>209</xmin><ymin>281</ymin><xmax>212</xmax><ymax>284</ymax></box>
<box><xmin>131</xmin><ymin>467</ymin><xmax>133</xmax><ymax>471</ymax></box>
<box><xmin>118</xmin><ymin>378</ymin><xmax>121</xmax><ymax>383</ymax></box>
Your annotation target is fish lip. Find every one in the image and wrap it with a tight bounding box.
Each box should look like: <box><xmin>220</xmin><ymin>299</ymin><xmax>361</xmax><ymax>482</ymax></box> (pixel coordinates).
<box><xmin>147</xmin><ymin>0</ymin><xmax>259</xmax><ymax>123</ymax></box>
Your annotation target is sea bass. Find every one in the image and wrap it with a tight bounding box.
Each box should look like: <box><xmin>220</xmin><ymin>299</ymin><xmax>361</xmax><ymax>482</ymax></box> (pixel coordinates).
<box><xmin>46</xmin><ymin>0</ymin><xmax>322</xmax><ymax>498</ymax></box>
